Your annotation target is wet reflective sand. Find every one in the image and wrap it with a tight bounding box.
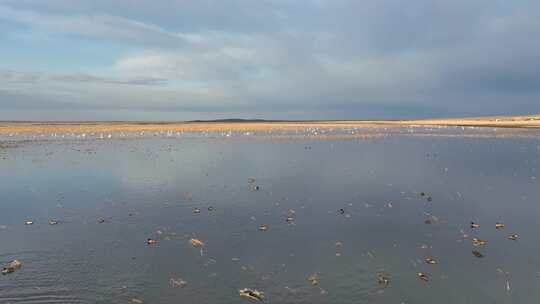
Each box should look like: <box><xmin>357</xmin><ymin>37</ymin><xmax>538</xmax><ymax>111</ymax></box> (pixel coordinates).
<box><xmin>1</xmin><ymin>127</ymin><xmax>540</xmax><ymax>303</ymax></box>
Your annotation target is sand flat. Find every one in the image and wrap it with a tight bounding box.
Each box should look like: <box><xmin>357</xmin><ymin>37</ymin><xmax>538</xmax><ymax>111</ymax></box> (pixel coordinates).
<box><xmin>0</xmin><ymin>115</ymin><xmax>539</xmax><ymax>135</ymax></box>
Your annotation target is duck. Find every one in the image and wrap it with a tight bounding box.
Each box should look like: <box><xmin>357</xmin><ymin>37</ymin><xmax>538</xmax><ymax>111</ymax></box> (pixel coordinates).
<box><xmin>48</xmin><ymin>219</ymin><xmax>59</xmax><ymax>225</ymax></box>
<box><xmin>258</xmin><ymin>224</ymin><xmax>268</xmax><ymax>231</ymax></box>
<box><xmin>470</xmin><ymin>222</ymin><xmax>480</xmax><ymax>229</ymax></box>
<box><xmin>189</xmin><ymin>238</ymin><xmax>204</xmax><ymax>247</ymax></box>
<box><xmin>425</xmin><ymin>257</ymin><xmax>437</xmax><ymax>265</ymax></box>
<box><xmin>417</xmin><ymin>272</ymin><xmax>429</xmax><ymax>282</ymax></box>
<box><xmin>507</xmin><ymin>234</ymin><xmax>519</xmax><ymax>241</ymax></box>
<box><xmin>377</xmin><ymin>273</ymin><xmax>391</xmax><ymax>286</ymax></box>
<box><xmin>239</xmin><ymin>288</ymin><xmax>264</xmax><ymax>301</ymax></box>
<box><xmin>307</xmin><ymin>273</ymin><xmax>319</xmax><ymax>286</ymax></box>
<box><xmin>495</xmin><ymin>223</ymin><xmax>504</xmax><ymax>229</ymax></box>
<box><xmin>146</xmin><ymin>238</ymin><xmax>157</xmax><ymax>245</ymax></box>
<box><xmin>24</xmin><ymin>220</ymin><xmax>34</xmax><ymax>225</ymax></box>
<box><xmin>471</xmin><ymin>238</ymin><xmax>487</xmax><ymax>246</ymax></box>
<box><xmin>472</xmin><ymin>250</ymin><xmax>484</xmax><ymax>258</ymax></box>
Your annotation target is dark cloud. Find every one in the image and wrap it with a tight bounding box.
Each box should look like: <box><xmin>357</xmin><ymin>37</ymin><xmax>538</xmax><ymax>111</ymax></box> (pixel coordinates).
<box><xmin>0</xmin><ymin>0</ymin><xmax>539</xmax><ymax>120</ymax></box>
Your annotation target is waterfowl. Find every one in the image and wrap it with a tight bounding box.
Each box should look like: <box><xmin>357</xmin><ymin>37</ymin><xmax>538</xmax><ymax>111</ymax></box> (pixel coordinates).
<box><xmin>1</xmin><ymin>260</ymin><xmax>22</xmax><ymax>275</ymax></box>
<box><xmin>1</xmin><ymin>267</ymin><xmax>14</xmax><ymax>275</ymax></box>
<box><xmin>470</xmin><ymin>222</ymin><xmax>480</xmax><ymax>229</ymax></box>
<box><xmin>507</xmin><ymin>234</ymin><xmax>519</xmax><ymax>241</ymax></box>
<box><xmin>193</xmin><ymin>208</ymin><xmax>201</xmax><ymax>214</ymax></box>
<box><xmin>425</xmin><ymin>257</ymin><xmax>437</xmax><ymax>265</ymax></box>
<box><xmin>258</xmin><ymin>224</ymin><xmax>268</xmax><ymax>231</ymax></box>
<box><xmin>307</xmin><ymin>273</ymin><xmax>319</xmax><ymax>286</ymax></box>
<box><xmin>417</xmin><ymin>272</ymin><xmax>429</xmax><ymax>282</ymax></box>
<box><xmin>472</xmin><ymin>250</ymin><xmax>484</xmax><ymax>258</ymax></box>
<box><xmin>472</xmin><ymin>238</ymin><xmax>487</xmax><ymax>246</ymax></box>
<box><xmin>377</xmin><ymin>273</ymin><xmax>391</xmax><ymax>286</ymax></box>
<box><xmin>189</xmin><ymin>238</ymin><xmax>204</xmax><ymax>247</ymax></box>
<box><xmin>48</xmin><ymin>219</ymin><xmax>59</xmax><ymax>225</ymax></box>
<box><xmin>495</xmin><ymin>223</ymin><xmax>504</xmax><ymax>229</ymax></box>
<box><xmin>24</xmin><ymin>220</ymin><xmax>34</xmax><ymax>225</ymax></box>
<box><xmin>97</xmin><ymin>217</ymin><xmax>106</xmax><ymax>223</ymax></box>
<box><xmin>339</xmin><ymin>208</ymin><xmax>345</xmax><ymax>214</ymax></box>
<box><xmin>146</xmin><ymin>238</ymin><xmax>157</xmax><ymax>245</ymax></box>
<box><xmin>239</xmin><ymin>288</ymin><xmax>264</xmax><ymax>301</ymax></box>
<box><xmin>207</xmin><ymin>206</ymin><xmax>214</xmax><ymax>211</ymax></box>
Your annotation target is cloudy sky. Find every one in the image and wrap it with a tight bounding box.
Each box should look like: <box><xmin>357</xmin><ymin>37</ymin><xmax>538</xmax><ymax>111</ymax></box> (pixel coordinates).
<box><xmin>0</xmin><ymin>0</ymin><xmax>539</xmax><ymax>120</ymax></box>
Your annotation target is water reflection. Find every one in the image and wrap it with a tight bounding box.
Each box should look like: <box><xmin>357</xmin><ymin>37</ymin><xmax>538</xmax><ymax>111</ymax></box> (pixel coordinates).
<box><xmin>1</xmin><ymin>131</ymin><xmax>540</xmax><ymax>303</ymax></box>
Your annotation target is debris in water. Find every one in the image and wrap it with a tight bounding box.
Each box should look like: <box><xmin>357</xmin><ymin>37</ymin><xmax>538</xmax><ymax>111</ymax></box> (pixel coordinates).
<box><xmin>146</xmin><ymin>238</ymin><xmax>157</xmax><ymax>245</ymax></box>
<box><xmin>507</xmin><ymin>234</ymin><xmax>519</xmax><ymax>241</ymax></box>
<box><xmin>307</xmin><ymin>273</ymin><xmax>319</xmax><ymax>286</ymax></box>
<box><xmin>48</xmin><ymin>219</ymin><xmax>59</xmax><ymax>225</ymax></box>
<box><xmin>24</xmin><ymin>220</ymin><xmax>34</xmax><ymax>225</ymax></box>
<box><xmin>417</xmin><ymin>272</ymin><xmax>429</xmax><ymax>282</ymax></box>
<box><xmin>470</xmin><ymin>222</ymin><xmax>480</xmax><ymax>229</ymax></box>
<box><xmin>495</xmin><ymin>223</ymin><xmax>505</xmax><ymax>229</ymax></box>
<box><xmin>472</xmin><ymin>238</ymin><xmax>487</xmax><ymax>246</ymax></box>
<box><xmin>239</xmin><ymin>288</ymin><xmax>265</xmax><ymax>301</ymax></box>
<box><xmin>472</xmin><ymin>250</ymin><xmax>484</xmax><ymax>258</ymax></box>
<box><xmin>425</xmin><ymin>257</ymin><xmax>437</xmax><ymax>265</ymax></box>
<box><xmin>189</xmin><ymin>238</ymin><xmax>204</xmax><ymax>247</ymax></box>
<box><xmin>427</xmin><ymin>196</ymin><xmax>432</xmax><ymax>202</ymax></box>
<box><xmin>170</xmin><ymin>277</ymin><xmax>187</xmax><ymax>288</ymax></box>
<box><xmin>259</xmin><ymin>224</ymin><xmax>268</xmax><ymax>231</ymax></box>
<box><xmin>131</xmin><ymin>298</ymin><xmax>144</xmax><ymax>304</ymax></box>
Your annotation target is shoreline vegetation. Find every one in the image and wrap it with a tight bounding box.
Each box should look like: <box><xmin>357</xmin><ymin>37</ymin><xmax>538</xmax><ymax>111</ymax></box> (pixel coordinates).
<box><xmin>0</xmin><ymin>115</ymin><xmax>539</xmax><ymax>135</ymax></box>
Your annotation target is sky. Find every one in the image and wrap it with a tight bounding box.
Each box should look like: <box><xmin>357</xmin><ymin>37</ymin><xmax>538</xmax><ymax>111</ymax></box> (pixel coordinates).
<box><xmin>0</xmin><ymin>0</ymin><xmax>539</xmax><ymax>121</ymax></box>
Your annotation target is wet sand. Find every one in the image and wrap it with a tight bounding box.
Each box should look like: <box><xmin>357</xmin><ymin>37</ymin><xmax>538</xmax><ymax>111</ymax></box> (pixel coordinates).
<box><xmin>0</xmin><ymin>115</ymin><xmax>539</xmax><ymax>135</ymax></box>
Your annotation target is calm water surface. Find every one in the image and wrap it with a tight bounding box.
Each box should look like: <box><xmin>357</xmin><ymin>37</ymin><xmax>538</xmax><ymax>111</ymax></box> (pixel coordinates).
<box><xmin>1</xmin><ymin>128</ymin><xmax>540</xmax><ymax>303</ymax></box>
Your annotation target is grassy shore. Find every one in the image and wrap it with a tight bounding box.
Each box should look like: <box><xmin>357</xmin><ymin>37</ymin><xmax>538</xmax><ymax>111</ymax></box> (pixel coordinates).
<box><xmin>0</xmin><ymin>115</ymin><xmax>539</xmax><ymax>135</ymax></box>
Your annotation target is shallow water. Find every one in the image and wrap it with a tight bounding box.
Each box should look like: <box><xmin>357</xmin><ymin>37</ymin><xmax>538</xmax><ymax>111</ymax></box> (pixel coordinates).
<box><xmin>1</xmin><ymin>128</ymin><xmax>540</xmax><ymax>303</ymax></box>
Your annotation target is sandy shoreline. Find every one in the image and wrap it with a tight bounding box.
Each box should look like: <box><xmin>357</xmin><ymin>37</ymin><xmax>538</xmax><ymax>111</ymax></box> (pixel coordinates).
<box><xmin>0</xmin><ymin>115</ymin><xmax>539</xmax><ymax>135</ymax></box>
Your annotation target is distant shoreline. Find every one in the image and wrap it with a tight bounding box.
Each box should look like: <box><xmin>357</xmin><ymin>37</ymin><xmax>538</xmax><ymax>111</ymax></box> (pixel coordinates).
<box><xmin>1</xmin><ymin>115</ymin><xmax>539</xmax><ymax>134</ymax></box>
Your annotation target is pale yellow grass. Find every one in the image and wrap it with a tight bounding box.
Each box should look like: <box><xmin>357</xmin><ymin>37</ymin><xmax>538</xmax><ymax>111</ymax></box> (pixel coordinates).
<box><xmin>0</xmin><ymin>115</ymin><xmax>539</xmax><ymax>135</ymax></box>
